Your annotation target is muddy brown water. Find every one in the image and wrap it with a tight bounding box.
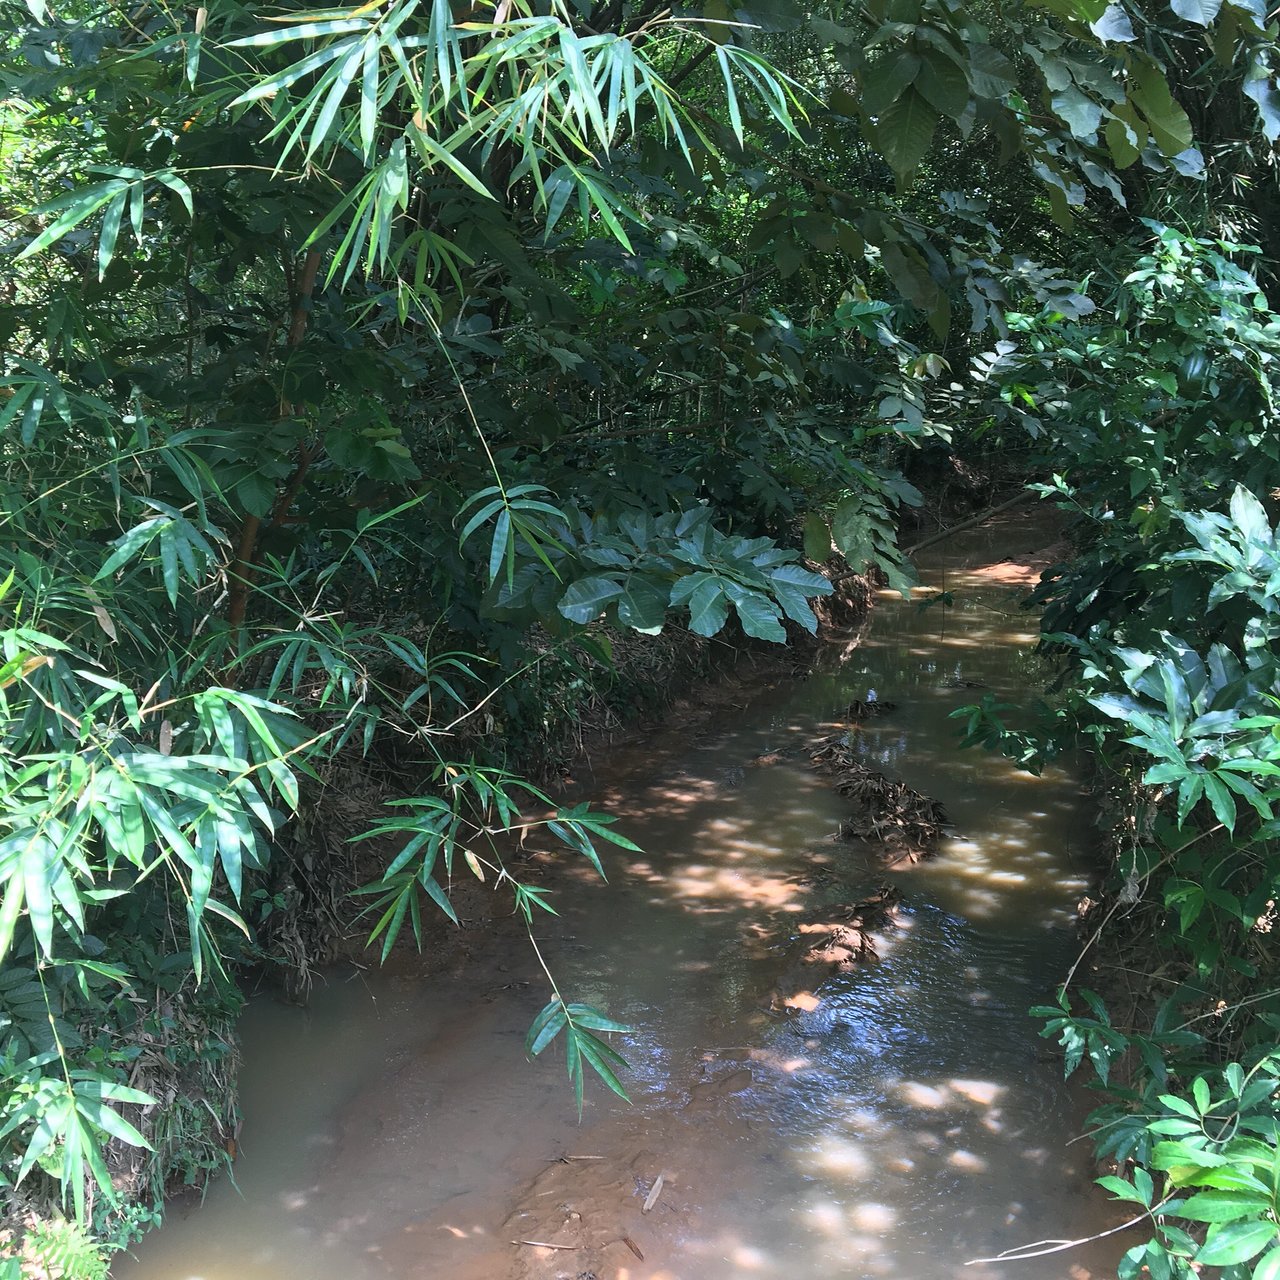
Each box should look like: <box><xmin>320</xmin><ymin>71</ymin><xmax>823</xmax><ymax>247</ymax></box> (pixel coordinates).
<box><xmin>115</xmin><ymin>513</ymin><xmax>1128</xmax><ymax>1280</ymax></box>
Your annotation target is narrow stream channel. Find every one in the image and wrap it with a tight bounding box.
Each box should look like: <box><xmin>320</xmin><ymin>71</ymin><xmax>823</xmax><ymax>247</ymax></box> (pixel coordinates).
<box><xmin>116</xmin><ymin>512</ymin><xmax>1125</xmax><ymax>1280</ymax></box>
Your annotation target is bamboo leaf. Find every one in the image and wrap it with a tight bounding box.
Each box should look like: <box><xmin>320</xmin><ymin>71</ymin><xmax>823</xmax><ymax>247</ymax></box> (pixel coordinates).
<box><xmin>527</xmin><ymin>997</ymin><xmax>569</xmax><ymax>1056</ymax></box>
<box><xmin>18</xmin><ymin>183</ymin><xmax>126</xmax><ymax>261</ymax></box>
<box><xmin>226</xmin><ymin>18</ymin><xmax>369</xmax><ymax>47</ymax></box>
<box><xmin>310</xmin><ymin>42</ymin><xmax>366</xmax><ymax>156</ymax></box>
<box><xmin>410</xmin><ymin>126</ymin><xmax>496</xmax><ymax>200</ymax></box>
<box><xmin>229</xmin><ymin>39</ymin><xmax>360</xmax><ymax>104</ymax></box>
<box><xmin>360</xmin><ymin>38</ymin><xmax>380</xmax><ymax>158</ymax></box>
<box><xmin>97</xmin><ymin>190</ymin><xmax>127</xmax><ymax>279</ymax></box>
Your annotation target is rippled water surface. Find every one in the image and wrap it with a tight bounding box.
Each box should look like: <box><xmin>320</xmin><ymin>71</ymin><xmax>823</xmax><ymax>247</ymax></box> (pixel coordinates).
<box><xmin>116</xmin><ymin>513</ymin><xmax>1124</xmax><ymax>1280</ymax></box>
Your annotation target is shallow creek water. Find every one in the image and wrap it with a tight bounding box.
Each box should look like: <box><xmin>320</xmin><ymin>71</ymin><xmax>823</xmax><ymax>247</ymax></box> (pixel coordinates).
<box><xmin>116</xmin><ymin>513</ymin><xmax>1127</xmax><ymax>1280</ymax></box>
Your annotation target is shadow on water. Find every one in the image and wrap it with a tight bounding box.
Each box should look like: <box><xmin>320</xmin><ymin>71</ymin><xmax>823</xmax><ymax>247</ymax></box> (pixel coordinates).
<box><xmin>115</xmin><ymin>512</ymin><xmax>1127</xmax><ymax>1280</ymax></box>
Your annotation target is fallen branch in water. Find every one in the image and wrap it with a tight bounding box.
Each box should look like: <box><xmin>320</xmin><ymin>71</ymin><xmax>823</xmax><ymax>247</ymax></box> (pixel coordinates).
<box><xmin>904</xmin><ymin>490</ymin><xmax>1036</xmax><ymax>557</ymax></box>
<box><xmin>512</xmin><ymin>1239</ymin><xmax>580</xmax><ymax>1250</ymax></box>
<box><xmin>964</xmin><ymin>1201</ymin><xmax>1162</xmax><ymax>1264</ymax></box>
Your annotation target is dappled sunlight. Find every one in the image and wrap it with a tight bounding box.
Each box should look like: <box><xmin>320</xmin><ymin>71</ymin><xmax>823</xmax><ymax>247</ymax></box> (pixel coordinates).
<box><xmin>119</xmin><ymin>519</ymin><xmax>1123</xmax><ymax>1280</ymax></box>
<box><xmin>895</xmin><ymin>1076</ymin><xmax>1005</xmax><ymax>1116</ymax></box>
<box><xmin>729</xmin><ymin>1242</ymin><xmax>770</xmax><ymax>1269</ymax></box>
<box><xmin>654</xmin><ymin>856</ymin><xmax>805</xmax><ymax>913</ymax></box>
<box><xmin>900</xmin><ymin>825</ymin><xmax>1090</xmax><ymax>926</ymax></box>
<box><xmin>782</xmin><ymin>989</ymin><xmax>822</xmax><ymax>1012</ymax></box>
<box><xmin>807</xmin><ymin>1199</ymin><xmax>846</xmax><ymax>1235</ymax></box>
<box><xmin>951</xmin><ymin>1078</ymin><xmax>1003</xmax><ymax>1106</ymax></box>
<box><xmin>850</xmin><ymin>1201</ymin><xmax>898</xmax><ymax>1231</ymax></box>
<box><xmin>803</xmin><ymin>1133</ymin><xmax>874</xmax><ymax>1180</ymax></box>
<box><xmin>898</xmin><ymin>1080</ymin><xmax>950</xmax><ymax>1110</ymax></box>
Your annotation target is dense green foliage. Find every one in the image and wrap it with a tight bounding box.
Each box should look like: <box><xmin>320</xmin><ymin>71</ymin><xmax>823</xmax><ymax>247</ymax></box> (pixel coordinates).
<box><xmin>953</xmin><ymin>225</ymin><xmax>1280</xmax><ymax>1278</ymax></box>
<box><xmin>0</xmin><ymin>0</ymin><xmax>1279</xmax><ymax>1267</ymax></box>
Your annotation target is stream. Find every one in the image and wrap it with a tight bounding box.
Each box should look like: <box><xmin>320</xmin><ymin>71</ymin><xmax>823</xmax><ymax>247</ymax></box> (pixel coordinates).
<box><xmin>116</xmin><ymin>512</ymin><xmax>1125</xmax><ymax>1280</ymax></box>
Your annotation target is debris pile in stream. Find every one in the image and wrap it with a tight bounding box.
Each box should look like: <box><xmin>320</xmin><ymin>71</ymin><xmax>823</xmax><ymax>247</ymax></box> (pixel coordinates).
<box><xmin>844</xmin><ymin>697</ymin><xmax>897</xmax><ymax>718</ymax></box>
<box><xmin>500</xmin><ymin>1148</ymin><xmax>687</xmax><ymax>1280</ymax></box>
<box><xmin>766</xmin><ymin>884</ymin><xmax>905</xmax><ymax>1012</ymax></box>
<box><xmin>809</xmin><ymin>733</ymin><xmax>948</xmax><ymax>865</ymax></box>
<box><xmin>797</xmin><ymin>884</ymin><xmax>903</xmax><ymax>969</ymax></box>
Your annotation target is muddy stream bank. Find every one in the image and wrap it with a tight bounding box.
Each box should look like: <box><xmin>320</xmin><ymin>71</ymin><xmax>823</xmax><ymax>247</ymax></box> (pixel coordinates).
<box><xmin>116</xmin><ymin>512</ymin><xmax>1125</xmax><ymax>1280</ymax></box>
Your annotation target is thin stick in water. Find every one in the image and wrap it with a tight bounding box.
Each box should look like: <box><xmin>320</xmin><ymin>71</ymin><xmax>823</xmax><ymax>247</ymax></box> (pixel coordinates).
<box><xmin>965</xmin><ymin>1204</ymin><xmax>1158</xmax><ymax>1265</ymax></box>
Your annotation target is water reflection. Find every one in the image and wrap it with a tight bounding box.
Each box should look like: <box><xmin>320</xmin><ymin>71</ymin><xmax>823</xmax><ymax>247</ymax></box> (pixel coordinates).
<box><xmin>116</xmin><ymin>513</ymin><xmax>1121</xmax><ymax>1280</ymax></box>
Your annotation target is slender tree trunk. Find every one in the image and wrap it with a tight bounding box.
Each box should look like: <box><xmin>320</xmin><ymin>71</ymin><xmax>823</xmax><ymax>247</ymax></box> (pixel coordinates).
<box><xmin>225</xmin><ymin>249</ymin><xmax>323</xmax><ymax>630</ymax></box>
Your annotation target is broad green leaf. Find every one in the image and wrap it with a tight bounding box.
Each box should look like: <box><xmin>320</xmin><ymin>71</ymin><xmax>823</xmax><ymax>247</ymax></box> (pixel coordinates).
<box><xmin>1051</xmin><ymin>85</ymin><xmax>1103</xmax><ymax>137</ymax></box>
<box><xmin>616</xmin><ymin>576</ymin><xmax>668</xmax><ymax>633</ymax></box>
<box><xmin>1197</xmin><ymin>1220</ymin><xmax>1279</xmax><ymax>1267</ymax></box>
<box><xmin>1254</xmin><ymin>1247</ymin><xmax>1280</xmax><ymax>1280</ymax></box>
<box><xmin>880</xmin><ymin>239</ymin><xmax>940</xmax><ymax>312</ymax></box>
<box><xmin>768</xmin><ymin>563</ymin><xmax>829</xmax><ymax>632</ymax></box>
<box><xmin>726</xmin><ymin>584</ymin><xmax>787</xmax><ymax>643</ymax></box>
<box><xmin>1244</xmin><ymin>73</ymin><xmax>1280</xmax><ymax>142</ymax></box>
<box><xmin>862</xmin><ymin>50</ymin><xmax>921</xmax><ymax>116</ymax></box>
<box><xmin>1131</xmin><ymin>63</ymin><xmax>1194</xmax><ymax>154</ymax></box>
<box><xmin>1105</xmin><ymin>114</ymin><xmax>1142</xmax><ymax>167</ymax></box>
<box><xmin>916</xmin><ymin>49</ymin><xmax>969</xmax><ymax>118</ymax></box>
<box><xmin>1091</xmin><ymin>4</ymin><xmax>1137</xmax><ymax>39</ymax></box>
<box><xmin>1098</xmin><ymin>1174</ymin><xmax>1148</xmax><ymax>1204</ymax></box>
<box><xmin>1170</xmin><ymin>0</ymin><xmax>1223</xmax><ymax>25</ymax></box>
<box><xmin>966</xmin><ymin>44</ymin><xmax>1017</xmax><ymax>98</ymax></box>
<box><xmin>685</xmin><ymin>576</ymin><xmax>730</xmax><ymax>637</ymax></box>
<box><xmin>1230</xmin><ymin>485</ymin><xmax>1272</xmax><ymax>545</ymax></box>
<box><xmin>559</xmin><ymin>575</ymin><xmax>624</xmax><ymax>623</ymax></box>
<box><xmin>1192</xmin><ymin>1076</ymin><xmax>1211</xmax><ymax>1113</ymax></box>
<box><xmin>876</xmin><ymin>88</ymin><xmax>939</xmax><ymax>180</ymax></box>
<box><xmin>803</xmin><ymin>513</ymin><xmax>832</xmax><ymax>563</ymax></box>
<box><xmin>1181</xmin><ymin>1191</ymin><xmax>1274</xmax><ymax>1223</ymax></box>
